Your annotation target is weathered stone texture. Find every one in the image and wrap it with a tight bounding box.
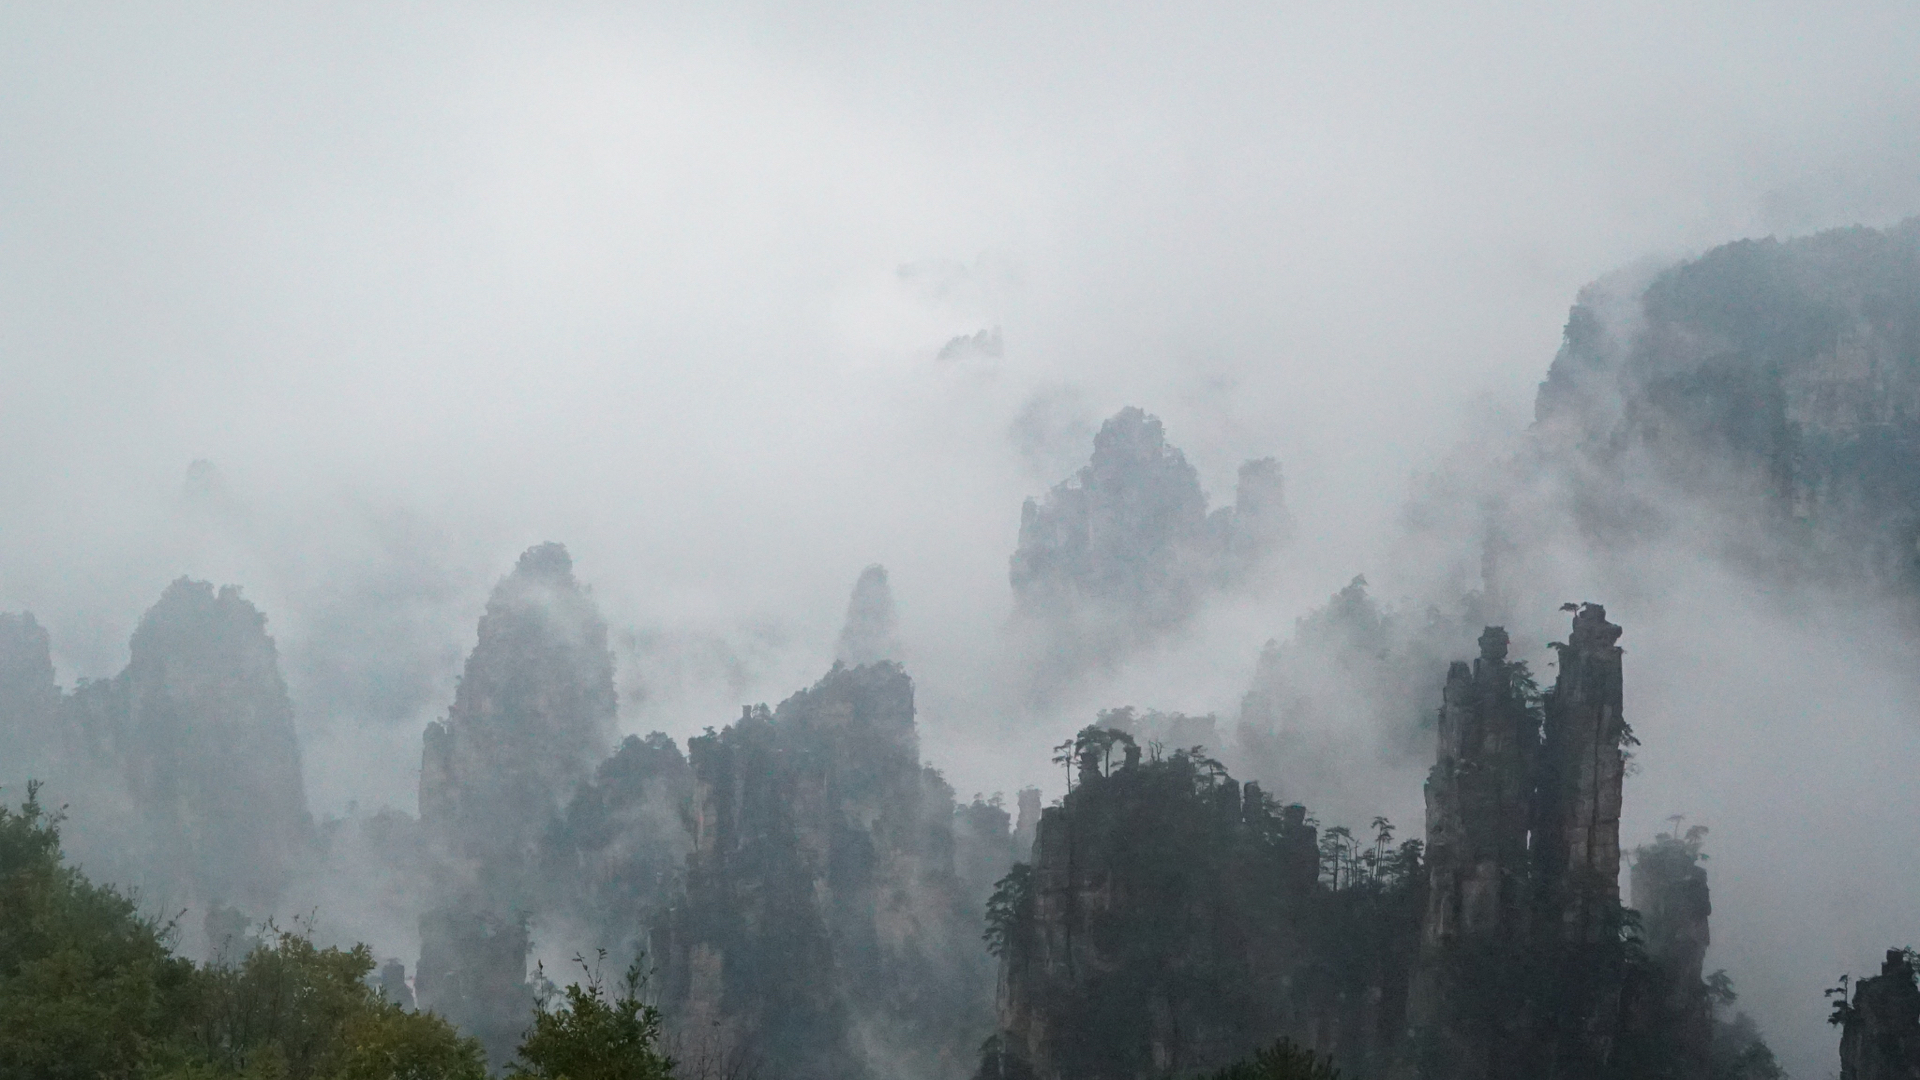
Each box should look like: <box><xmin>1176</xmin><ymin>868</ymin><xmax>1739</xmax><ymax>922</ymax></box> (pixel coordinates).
<box><xmin>1539</xmin><ymin>604</ymin><xmax>1627</xmax><ymax>946</ymax></box>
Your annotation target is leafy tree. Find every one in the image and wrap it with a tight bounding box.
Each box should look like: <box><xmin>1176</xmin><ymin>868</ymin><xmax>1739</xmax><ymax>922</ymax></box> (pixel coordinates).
<box><xmin>509</xmin><ymin>953</ymin><xmax>674</xmax><ymax>1080</ymax></box>
<box><xmin>1</xmin><ymin>787</ymin><xmax>486</xmax><ymax>1080</ymax></box>
<box><xmin>332</xmin><ymin>1008</ymin><xmax>490</xmax><ymax>1080</ymax></box>
<box><xmin>984</xmin><ymin>863</ymin><xmax>1035</xmax><ymax>958</ymax></box>
<box><xmin>1199</xmin><ymin>1039</ymin><xmax>1341</xmax><ymax>1080</ymax></box>
<box><xmin>0</xmin><ymin>783</ymin><xmax>194</xmax><ymax>1080</ymax></box>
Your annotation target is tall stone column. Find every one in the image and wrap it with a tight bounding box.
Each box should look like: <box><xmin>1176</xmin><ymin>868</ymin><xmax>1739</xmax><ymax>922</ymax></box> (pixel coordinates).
<box><xmin>1539</xmin><ymin>603</ymin><xmax>1627</xmax><ymax>945</ymax></box>
<box><xmin>1408</xmin><ymin>626</ymin><xmax>1539</xmax><ymax>1079</ymax></box>
<box><xmin>1531</xmin><ymin>603</ymin><xmax>1629</xmax><ymax>1078</ymax></box>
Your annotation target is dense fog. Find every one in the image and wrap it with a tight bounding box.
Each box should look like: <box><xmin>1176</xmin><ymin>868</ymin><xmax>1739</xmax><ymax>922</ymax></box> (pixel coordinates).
<box><xmin>6</xmin><ymin>5</ymin><xmax>1920</xmax><ymax>1079</ymax></box>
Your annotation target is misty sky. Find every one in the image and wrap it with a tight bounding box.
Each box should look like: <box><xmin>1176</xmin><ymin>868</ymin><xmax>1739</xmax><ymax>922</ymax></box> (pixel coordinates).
<box><xmin>5</xmin><ymin>5</ymin><xmax>1920</xmax><ymax>1074</ymax></box>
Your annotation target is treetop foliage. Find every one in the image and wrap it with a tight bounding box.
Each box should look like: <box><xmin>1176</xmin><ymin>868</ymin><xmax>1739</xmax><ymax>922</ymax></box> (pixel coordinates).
<box><xmin>1199</xmin><ymin>1039</ymin><xmax>1342</xmax><ymax>1080</ymax></box>
<box><xmin>509</xmin><ymin>952</ymin><xmax>674</xmax><ymax>1080</ymax></box>
<box><xmin>0</xmin><ymin>785</ymin><xmax>552</xmax><ymax>1080</ymax></box>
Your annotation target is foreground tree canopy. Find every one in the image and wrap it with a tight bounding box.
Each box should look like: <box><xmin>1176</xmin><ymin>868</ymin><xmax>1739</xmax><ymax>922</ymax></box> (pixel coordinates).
<box><xmin>0</xmin><ymin>785</ymin><xmax>672</xmax><ymax>1080</ymax></box>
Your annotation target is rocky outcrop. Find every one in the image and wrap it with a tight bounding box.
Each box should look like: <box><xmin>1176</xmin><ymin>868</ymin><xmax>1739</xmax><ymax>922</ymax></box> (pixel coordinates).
<box><xmin>42</xmin><ymin>580</ymin><xmax>314</xmax><ymax>914</ymax></box>
<box><xmin>1532</xmin><ymin>604</ymin><xmax>1631</xmax><ymax>1075</ymax></box>
<box><xmin>836</xmin><ymin>564</ymin><xmax>902</xmax><ymax>666</ymax></box>
<box><xmin>1537</xmin><ymin>605</ymin><xmax>1629</xmax><ymax>948</ymax></box>
<box><xmin>0</xmin><ymin>612</ymin><xmax>58</xmax><ymax>787</ymax></box>
<box><xmin>987</xmin><ymin>726</ymin><xmax>1422</xmax><ymax>1080</ymax></box>
<box><xmin>1618</xmin><ymin>827</ymin><xmax>1713</xmax><ymax>1080</ymax></box>
<box><xmin>1418</xmin><ymin>627</ymin><xmax>1536</xmax><ymax>951</ymax></box>
<box><xmin>1408</xmin><ymin>605</ymin><xmax>1632</xmax><ymax>1078</ymax></box>
<box><xmin>419</xmin><ymin>542</ymin><xmax>615</xmax><ymax>867</ymax></box>
<box><xmin>416</xmin><ymin>542</ymin><xmax>617</xmax><ymax>1064</ymax></box>
<box><xmin>657</xmin><ymin>661</ymin><xmax>996</xmax><ymax>1080</ymax></box>
<box><xmin>542</xmin><ymin>731</ymin><xmax>694</xmax><ymax>973</ymax></box>
<box><xmin>1407</xmin><ymin>604</ymin><xmax>1757</xmax><ymax>1080</ymax></box>
<box><xmin>1012</xmin><ymin>407</ymin><xmax>1211</xmax><ymax>620</ymax></box>
<box><xmin>1407</xmin><ymin>627</ymin><xmax>1538</xmax><ymax>1078</ymax></box>
<box><xmin>1839</xmin><ymin>950</ymin><xmax>1920</xmax><ymax>1080</ymax></box>
<box><xmin>1010</xmin><ymin>408</ymin><xmax>1288</xmax><ymax>683</ymax></box>
<box><xmin>123</xmin><ymin>580</ymin><xmax>311</xmax><ymax>911</ymax></box>
<box><xmin>1</xmin><ymin>586</ymin><xmax>312</xmax><ymax>917</ymax></box>
<box><xmin>1533</xmin><ymin>220</ymin><xmax>1920</xmax><ymax>590</ymax></box>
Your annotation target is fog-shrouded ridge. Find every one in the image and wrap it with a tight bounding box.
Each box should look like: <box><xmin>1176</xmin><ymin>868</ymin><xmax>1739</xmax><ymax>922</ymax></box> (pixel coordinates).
<box><xmin>9</xmin><ymin>7</ymin><xmax>1920</xmax><ymax>1077</ymax></box>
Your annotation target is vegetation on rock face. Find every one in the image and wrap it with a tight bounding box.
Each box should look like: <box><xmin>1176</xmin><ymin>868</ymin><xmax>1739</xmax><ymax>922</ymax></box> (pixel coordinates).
<box><xmin>987</xmin><ymin>726</ymin><xmax>1423</xmax><ymax>1080</ymax></box>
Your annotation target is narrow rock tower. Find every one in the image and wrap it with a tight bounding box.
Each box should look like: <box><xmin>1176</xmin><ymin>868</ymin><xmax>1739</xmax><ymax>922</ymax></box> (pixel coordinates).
<box><xmin>121</xmin><ymin>580</ymin><xmax>311</xmax><ymax>912</ymax></box>
<box><xmin>0</xmin><ymin>612</ymin><xmax>58</xmax><ymax>785</ymax></box>
<box><xmin>1409</xmin><ymin>626</ymin><xmax>1540</xmax><ymax>1078</ymax></box>
<box><xmin>1537</xmin><ymin>603</ymin><xmax>1628</xmax><ymax>945</ymax></box>
<box><xmin>416</xmin><ymin>542</ymin><xmax>616</xmax><ymax>1065</ymax></box>
<box><xmin>835</xmin><ymin>564</ymin><xmax>901</xmax><ymax>666</ymax></box>
<box><xmin>1408</xmin><ymin>604</ymin><xmax>1632</xmax><ymax>1080</ymax></box>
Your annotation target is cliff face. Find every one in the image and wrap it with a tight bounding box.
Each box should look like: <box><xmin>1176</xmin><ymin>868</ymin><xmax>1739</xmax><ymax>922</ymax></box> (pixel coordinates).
<box><xmin>420</xmin><ymin>542</ymin><xmax>616</xmax><ymax>868</ymax></box>
<box><xmin>1536</xmin><ymin>606</ymin><xmax>1628</xmax><ymax>948</ymax></box>
<box><xmin>1012</xmin><ymin>406</ymin><xmax>1211</xmax><ymax>626</ymax></box>
<box><xmin>988</xmin><ymin>730</ymin><xmax>1422</xmax><ymax>1080</ymax></box>
<box><xmin>122</xmin><ymin>580</ymin><xmax>311</xmax><ymax>912</ymax></box>
<box><xmin>657</xmin><ymin>661</ymin><xmax>999</xmax><ymax>1080</ymax></box>
<box><xmin>1534</xmin><ymin>220</ymin><xmax>1920</xmax><ymax>588</ymax></box>
<box><xmin>1419</xmin><ymin>627</ymin><xmax>1536</xmax><ymax>954</ymax></box>
<box><xmin>1532</xmin><ymin>604</ymin><xmax>1631</xmax><ymax>1074</ymax></box>
<box><xmin>1840</xmin><ymin>950</ymin><xmax>1920</xmax><ymax>1080</ymax></box>
<box><xmin>416</xmin><ymin>542</ymin><xmax>618</xmax><ymax>1064</ymax></box>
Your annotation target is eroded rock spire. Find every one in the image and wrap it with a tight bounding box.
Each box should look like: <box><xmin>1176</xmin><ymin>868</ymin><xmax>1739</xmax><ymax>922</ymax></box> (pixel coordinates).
<box><xmin>835</xmin><ymin>563</ymin><xmax>901</xmax><ymax>666</ymax></box>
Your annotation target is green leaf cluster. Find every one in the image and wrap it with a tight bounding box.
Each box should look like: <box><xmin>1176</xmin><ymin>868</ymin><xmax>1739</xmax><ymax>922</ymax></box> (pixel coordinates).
<box><xmin>507</xmin><ymin>954</ymin><xmax>674</xmax><ymax>1080</ymax></box>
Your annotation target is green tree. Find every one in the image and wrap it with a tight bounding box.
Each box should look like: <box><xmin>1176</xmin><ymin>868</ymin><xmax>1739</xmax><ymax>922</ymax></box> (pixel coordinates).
<box><xmin>1</xmin><ymin>786</ymin><xmax>485</xmax><ymax>1080</ymax></box>
<box><xmin>0</xmin><ymin>783</ymin><xmax>195</xmax><ymax>1080</ymax></box>
<box><xmin>1201</xmin><ymin>1039</ymin><xmax>1341</xmax><ymax>1080</ymax></box>
<box><xmin>984</xmin><ymin>863</ymin><xmax>1035</xmax><ymax>958</ymax></box>
<box><xmin>333</xmin><ymin>1007</ymin><xmax>490</xmax><ymax>1080</ymax></box>
<box><xmin>509</xmin><ymin>953</ymin><xmax>674</xmax><ymax>1080</ymax></box>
